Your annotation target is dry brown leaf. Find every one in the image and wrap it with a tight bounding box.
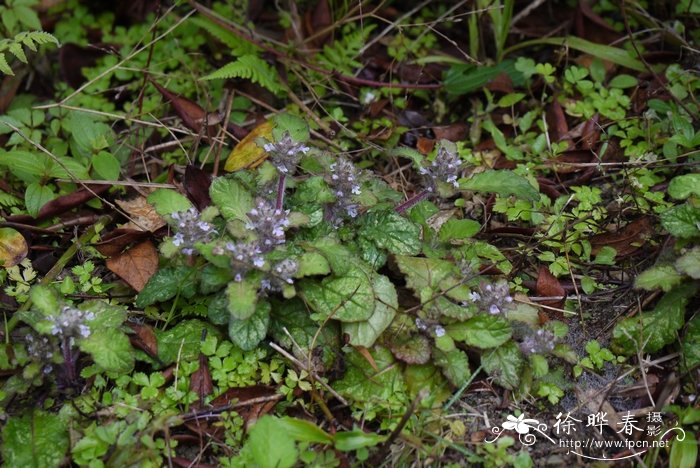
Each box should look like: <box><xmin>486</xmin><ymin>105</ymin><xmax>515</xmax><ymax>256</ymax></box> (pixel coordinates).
<box><xmin>106</xmin><ymin>240</ymin><xmax>158</xmax><ymax>291</ymax></box>
<box><xmin>590</xmin><ymin>217</ymin><xmax>654</xmax><ymax>257</ymax></box>
<box><xmin>116</xmin><ymin>196</ymin><xmax>166</xmax><ymax>232</ymax></box>
<box><xmin>127</xmin><ymin>322</ymin><xmax>158</xmax><ymax>359</ymax></box>
<box><xmin>536</xmin><ymin>265</ymin><xmax>565</xmax><ymax>313</ymax></box>
<box><xmin>190</xmin><ymin>352</ymin><xmax>214</xmax><ymax>408</ymax></box>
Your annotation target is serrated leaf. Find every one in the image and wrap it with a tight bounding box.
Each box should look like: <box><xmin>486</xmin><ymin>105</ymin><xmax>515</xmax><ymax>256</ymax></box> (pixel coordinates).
<box><xmin>209</xmin><ymin>176</ymin><xmax>253</xmax><ymax>221</ymax></box>
<box><xmin>446</xmin><ymin>315</ymin><xmax>512</xmax><ymax>348</ymax></box>
<box><xmin>682</xmin><ymin>316</ymin><xmax>700</xmax><ymax>371</ymax></box>
<box><xmin>333</xmin><ymin>346</ymin><xmax>407</xmax><ymax>403</ymax></box>
<box><xmin>612</xmin><ymin>284</ymin><xmax>698</xmax><ymax>355</ymax></box>
<box><xmin>438</xmin><ymin>218</ymin><xmax>481</xmax><ymax>242</ymax></box>
<box><xmin>229</xmin><ymin>300</ymin><xmax>270</xmax><ymax>350</ymax></box>
<box><xmin>135</xmin><ymin>266</ymin><xmax>198</xmax><ymax>307</ymax></box>
<box><xmin>342</xmin><ymin>274</ymin><xmax>397</xmax><ymax>347</ymax></box>
<box><xmin>79</xmin><ymin>329</ymin><xmax>134</xmax><ymax>373</ymax></box>
<box><xmin>8</xmin><ymin>42</ymin><xmax>27</xmax><ymax>64</ymax></box>
<box><xmin>481</xmin><ymin>341</ymin><xmax>524</xmax><ymax>389</ymax></box>
<box><xmin>1</xmin><ymin>411</ymin><xmax>69</xmax><ymax>468</ymax></box>
<box><xmin>147</xmin><ymin>189</ymin><xmax>193</xmax><ymax>217</ymax></box>
<box><xmin>434</xmin><ymin>347</ymin><xmax>471</xmax><ymax>387</ymax></box>
<box><xmin>358</xmin><ymin>209</ymin><xmax>421</xmax><ymax>256</ymax></box>
<box><xmin>668</xmin><ymin>174</ymin><xmax>700</xmax><ymax>200</ymax></box>
<box><xmin>394</xmin><ymin>255</ymin><xmax>469</xmax><ymax>303</ymax></box>
<box><xmin>661</xmin><ymin>203</ymin><xmax>700</xmax><ymax>238</ymax></box>
<box><xmin>460</xmin><ymin>170</ymin><xmax>539</xmax><ymax>201</ymax></box>
<box><xmin>226</xmin><ymin>280</ymin><xmax>258</xmax><ymax>320</ymax></box>
<box><xmin>676</xmin><ymin>247</ymin><xmax>700</xmax><ymax>279</ymax></box>
<box><xmin>300</xmin><ymin>266</ymin><xmax>375</xmax><ymax>322</ymax></box>
<box><xmin>155</xmin><ymin>319</ymin><xmax>221</xmax><ymax>365</ymax></box>
<box><xmin>389</xmin><ymin>334</ymin><xmax>431</xmax><ymax>364</ymax></box>
<box><xmin>635</xmin><ymin>264</ymin><xmax>684</xmax><ymax>291</ymax></box>
<box><xmin>0</xmin><ymin>52</ymin><xmax>13</xmax><ymax>75</ymax></box>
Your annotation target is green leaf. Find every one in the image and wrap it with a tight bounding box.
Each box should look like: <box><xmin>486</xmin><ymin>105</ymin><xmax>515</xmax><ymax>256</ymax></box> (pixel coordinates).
<box><xmin>342</xmin><ymin>274</ymin><xmax>398</xmax><ymax>347</ymax></box>
<box><xmin>481</xmin><ymin>341</ymin><xmax>524</xmax><ymax>390</ymax></box>
<box><xmin>682</xmin><ymin>316</ymin><xmax>700</xmax><ymax>371</ymax></box>
<box><xmin>272</xmin><ymin>113</ymin><xmax>310</xmax><ymax>142</ymax></box>
<box><xmin>460</xmin><ymin>170</ymin><xmax>539</xmax><ymax>202</ymax></box>
<box><xmin>389</xmin><ymin>334</ymin><xmax>431</xmax><ymax>364</ymax></box>
<box><xmin>244</xmin><ymin>416</ymin><xmax>298</xmax><ymax>468</ymax></box>
<box><xmin>334</xmin><ymin>430</ymin><xmax>385</xmax><ymax>452</ymax></box>
<box><xmin>1</xmin><ymin>411</ymin><xmax>69</xmax><ymax>468</ymax></box>
<box><xmin>669</xmin><ymin>430</ymin><xmax>697</xmax><ymax>468</ymax></box>
<box><xmin>508</xmin><ymin>36</ymin><xmax>645</xmax><ymax>71</ymax></box>
<box><xmin>395</xmin><ymin>255</ymin><xmax>469</xmax><ymax>303</ymax></box>
<box><xmin>81</xmin><ymin>300</ymin><xmax>127</xmax><ymax>329</ymax></box>
<box><xmin>25</xmin><ymin>183</ymin><xmax>53</xmax><ymax>217</ymax></box>
<box><xmin>669</xmin><ymin>174</ymin><xmax>700</xmax><ymax>200</ymax></box>
<box><xmin>444</xmin><ymin>60</ymin><xmax>525</xmax><ymax>95</ymax></box>
<box><xmin>333</xmin><ymin>346</ymin><xmax>407</xmax><ymax>404</ymax></box>
<box><xmin>209</xmin><ymin>176</ymin><xmax>253</xmax><ymax>222</ymax></box>
<box><xmin>0</xmin><ymin>150</ymin><xmax>45</xmax><ymax>183</ymax></box>
<box><xmin>226</xmin><ymin>280</ymin><xmax>258</xmax><ymax>320</ymax></box>
<box><xmin>433</xmin><ymin>347</ymin><xmax>471</xmax><ymax>387</ymax></box>
<box><xmin>146</xmin><ymin>189</ymin><xmax>193</xmax><ymax>217</ymax></box>
<box><xmin>79</xmin><ymin>329</ymin><xmax>134</xmax><ymax>373</ymax></box>
<box><xmin>277</xmin><ymin>417</ymin><xmax>333</xmax><ymax>444</ymax></box>
<box><xmin>92</xmin><ymin>151</ymin><xmax>121</xmax><ymax>180</ymax></box>
<box><xmin>135</xmin><ymin>266</ymin><xmax>198</xmax><ymax>307</ymax></box>
<box><xmin>229</xmin><ymin>300</ymin><xmax>270</xmax><ymax>350</ymax></box>
<box><xmin>497</xmin><ymin>93</ymin><xmax>526</xmax><ymax>107</ymax></box>
<box><xmin>612</xmin><ymin>283</ymin><xmax>698</xmax><ymax>355</ymax></box>
<box><xmin>446</xmin><ymin>315</ymin><xmax>512</xmax><ymax>348</ymax></box>
<box><xmin>635</xmin><ymin>264</ymin><xmax>684</xmax><ymax>291</ymax></box>
<box><xmin>438</xmin><ymin>218</ymin><xmax>481</xmax><ymax>242</ymax></box>
<box><xmin>358</xmin><ymin>210</ymin><xmax>421</xmax><ymax>256</ymax></box>
<box><xmin>207</xmin><ymin>292</ymin><xmax>228</xmax><ymax>325</ymax></box>
<box><xmin>676</xmin><ymin>247</ymin><xmax>700</xmax><ymax>279</ymax></box>
<box><xmin>661</xmin><ymin>203</ymin><xmax>700</xmax><ymax>238</ymax></box>
<box><xmin>300</xmin><ymin>266</ymin><xmax>375</xmax><ymax>322</ymax></box>
<box><xmin>67</xmin><ymin>113</ymin><xmax>113</xmax><ymax>152</ymax></box>
<box><xmin>295</xmin><ymin>251</ymin><xmax>331</xmax><ymax>277</ymax></box>
<box><xmin>155</xmin><ymin>319</ymin><xmax>221</xmax><ymax>365</ymax></box>
<box><xmin>608</xmin><ymin>74</ymin><xmax>638</xmax><ymax>89</ymax></box>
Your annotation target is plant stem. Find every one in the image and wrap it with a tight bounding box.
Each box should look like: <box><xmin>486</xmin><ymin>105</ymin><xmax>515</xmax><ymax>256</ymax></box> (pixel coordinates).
<box><xmin>276</xmin><ymin>174</ymin><xmax>286</xmax><ymax>210</ymax></box>
<box><xmin>395</xmin><ymin>190</ymin><xmax>430</xmax><ymax>213</ymax></box>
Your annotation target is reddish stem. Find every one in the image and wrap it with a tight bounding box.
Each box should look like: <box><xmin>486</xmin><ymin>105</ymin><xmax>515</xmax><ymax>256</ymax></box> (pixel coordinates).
<box><xmin>396</xmin><ymin>190</ymin><xmax>430</xmax><ymax>213</ymax></box>
<box><xmin>276</xmin><ymin>174</ymin><xmax>286</xmax><ymax>210</ymax></box>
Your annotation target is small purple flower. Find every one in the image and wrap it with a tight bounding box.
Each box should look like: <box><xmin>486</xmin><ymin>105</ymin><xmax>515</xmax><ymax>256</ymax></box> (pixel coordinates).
<box><xmin>327</xmin><ymin>157</ymin><xmax>363</xmax><ymax>222</ymax></box>
<box><xmin>470</xmin><ymin>279</ymin><xmax>514</xmax><ymax>316</ymax></box>
<box><xmin>170</xmin><ymin>208</ymin><xmax>216</xmax><ymax>255</ymax></box>
<box><xmin>419</xmin><ymin>145</ymin><xmax>462</xmax><ymax>192</ymax></box>
<box><xmin>263</xmin><ymin>132</ymin><xmax>310</xmax><ymax>175</ymax></box>
<box><xmin>49</xmin><ymin>306</ymin><xmax>95</xmax><ymax>340</ymax></box>
<box><xmin>519</xmin><ymin>329</ymin><xmax>556</xmax><ymax>355</ymax></box>
<box><xmin>225</xmin><ymin>242</ymin><xmax>265</xmax><ymax>282</ymax></box>
<box><xmin>246</xmin><ymin>198</ymin><xmax>290</xmax><ymax>252</ymax></box>
<box><xmin>261</xmin><ymin>258</ymin><xmax>299</xmax><ymax>293</ymax></box>
<box><xmin>25</xmin><ymin>334</ymin><xmax>53</xmax><ymax>360</ymax></box>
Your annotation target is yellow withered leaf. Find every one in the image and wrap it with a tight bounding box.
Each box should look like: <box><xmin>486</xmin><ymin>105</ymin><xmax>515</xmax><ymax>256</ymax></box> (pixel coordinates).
<box><xmin>224</xmin><ymin>120</ymin><xmax>274</xmax><ymax>172</ymax></box>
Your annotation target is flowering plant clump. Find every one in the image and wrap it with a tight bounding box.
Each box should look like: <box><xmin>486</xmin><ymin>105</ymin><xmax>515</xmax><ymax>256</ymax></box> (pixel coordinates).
<box><xmin>327</xmin><ymin>157</ymin><xmax>362</xmax><ymax>220</ymax></box>
<box><xmin>263</xmin><ymin>132</ymin><xmax>311</xmax><ymax>175</ymax></box>
<box><xmin>170</xmin><ymin>207</ymin><xmax>217</xmax><ymax>255</ymax></box>
<box><xmin>419</xmin><ymin>145</ymin><xmax>461</xmax><ymax>192</ymax></box>
<box><xmin>245</xmin><ymin>198</ymin><xmax>290</xmax><ymax>251</ymax></box>
<box><xmin>50</xmin><ymin>306</ymin><xmax>95</xmax><ymax>341</ymax></box>
<box><xmin>519</xmin><ymin>329</ymin><xmax>557</xmax><ymax>355</ymax></box>
<box><xmin>466</xmin><ymin>279</ymin><xmax>514</xmax><ymax>315</ymax></box>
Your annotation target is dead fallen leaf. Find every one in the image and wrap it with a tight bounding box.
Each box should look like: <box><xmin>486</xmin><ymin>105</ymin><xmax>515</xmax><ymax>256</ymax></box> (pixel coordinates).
<box><xmin>152</xmin><ymin>81</ymin><xmax>220</xmax><ymax>135</ymax></box>
<box><xmin>116</xmin><ymin>196</ymin><xmax>166</xmax><ymax>232</ymax></box>
<box><xmin>94</xmin><ymin>228</ymin><xmax>151</xmax><ymax>257</ymax></box>
<box><xmin>190</xmin><ymin>352</ymin><xmax>213</xmax><ymax>408</ymax></box>
<box><xmin>106</xmin><ymin>240</ymin><xmax>158</xmax><ymax>291</ymax></box>
<box><xmin>127</xmin><ymin>322</ymin><xmax>159</xmax><ymax>359</ymax></box>
<box><xmin>416</xmin><ymin>137</ymin><xmax>435</xmax><ymax>155</ymax></box>
<box><xmin>545</xmin><ymin>150</ymin><xmax>594</xmax><ymax>174</ymax></box>
<box><xmin>224</xmin><ymin>120</ymin><xmax>273</xmax><ymax>172</ymax></box>
<box><xmin>353</xmin><ymin>346</ymin><xmax>379</xmax><ymax>371</ymax></box>
<box><xmin>184</xmin><ymin>164</ymin><xmax>212</xmax><ymax>211</ymax></box>
<box><xmin>433</xmin><ymin>123</ymin><xmax>468</xmax><ymax>142</ymax></box>
<box><xmin>590</xmin><ymin>217</ymin><xmax>654</xmax><ymax>257</ymax></box>
<box><xmin>536</xmin><ymin>265</ymin><xmax>565</xmax><ymax>313</ymax></box>
<box><xmin>0</xmin><ymin>227</ymin><xmax>28</xmax><ymax>268</ymax></box>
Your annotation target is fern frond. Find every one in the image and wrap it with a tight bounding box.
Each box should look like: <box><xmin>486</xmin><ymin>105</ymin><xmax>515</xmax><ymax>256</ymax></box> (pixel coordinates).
<box><xmin>0</xmin><ymin>31</ymin><xmax>59</xmax><ymax>76</ymax></box>
<box><xmin>0</xmin><ymin>53</ymin><xmax>12</xmax><ymax>75</ymax></box>
<box><xmin>0</xmin><ymin>191</ymin><xmax>22</xmax><ymax>208</ymax></box>
<box><xmin>315</xmin><ymin>25</ymin><xmax>376</xmax><ymax>75</ymax></box>
<box><xmin>189</xmin><ymin>16</ymin><xmax>258</xmax><ymax>57</ymax></box>
<box><xmin>203</xmin><ymin>54</ymin><xmax>285</xmax><ymax>95</ymax></box>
